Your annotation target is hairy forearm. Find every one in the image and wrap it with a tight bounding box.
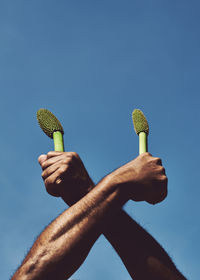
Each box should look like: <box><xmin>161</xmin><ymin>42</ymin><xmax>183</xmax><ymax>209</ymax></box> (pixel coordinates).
<box><xmin>103</xmin><ymin>209</ymin><xmax>186</xmax><ymax>280</ymax></box>
<box><xmin>34</xmin><ymin>151</ymin><xmax>172</xmax><ymax>279</ymax></box>
<box><xmin>63</xmin><ymin>177</ymin><xmax>185</xmax><ymax>280</ymax></box>
<box><xmin>70</xmin><ymin>175</ymin><xmax>186</xmax><ymax>279</ymax></box>
<box><xmin>12</xmin><ymin>175</ymin><xmax>126</xmax><ymax>280</ymax></box>
<box><xmin>63</xmin><ymin>176</ymin><xmax>185</xmax><ymax>280</ymax></box>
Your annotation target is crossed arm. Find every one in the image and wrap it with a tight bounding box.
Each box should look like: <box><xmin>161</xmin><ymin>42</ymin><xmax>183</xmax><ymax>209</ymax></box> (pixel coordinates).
<box><xmin>12</xmin><ymin>152</ymin><xmax>186</xmax><ymax>280</ymax></box>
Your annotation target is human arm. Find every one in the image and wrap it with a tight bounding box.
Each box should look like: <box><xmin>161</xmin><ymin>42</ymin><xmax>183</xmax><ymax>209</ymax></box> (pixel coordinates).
<box><xmin>38</xmin><ymin>151</ymin><xmax>186</xmax><ymax>280</ymax></box>
<box><xmin>104</xmin><ymin>209</ymin><xmax>186</xmax><ymax>280</ymax></box>
<box><xmin>12</xmin><ymin>174</ymin><xmax>125</xmax><ymax>280</ymax></box>
<box><xmin>12</xmin><ymin>153</ymin><xmax>166</xmax><ymax>280</ymax></box>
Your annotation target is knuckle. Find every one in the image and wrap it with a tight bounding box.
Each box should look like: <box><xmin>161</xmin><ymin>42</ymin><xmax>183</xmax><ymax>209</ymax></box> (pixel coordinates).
<box><xmin>41</xmin><ymin>162</ymin><xmax>47</xmax><ymax>169</ymax></box>
<box><xmin>160</xmin><ymin>166</ymin><xmax>166</xmax><ymax>174</ymax></box>
<box><xmin>67</xmin><ymin>152</ymin><xmax>73</xmax><ymax>159</ymax></box>
<box><xmin>72</xmin><ymin>151</ymin><xmax>78</xmax><ymax>156</ymax></box>
<box><xmin>71</xmin><ymin>152</ymin><xmax>79</xmax><ymax>159</ymax></box>
<box><xmin>44</xmin><ymin>179</ymin><xmax>60</xmax><ymax>197</ymax></box>
<box><xmin>162</xmin><ymin>175</ymin><xmax>168</xmax><ymax>183</ymax></box>
<box><xmin>60</xmin><ymin>165</ymin><xmax>68</xmax><ymax>173</ymax></box>
<box><xmin>154</xmin><ymin>157</ymin><xmax>162</xmax><ymax>164</ymax></box>
<box><xmin>44</xmin><ymin>177</ymin><xmax>52</xmax><ymax>186</ymax></box>
<box><xmin>47</xmin><ymin>151</ymin><xmax>54</xmax><ymax>157</ymax></box>
<box><xmin>63</xmin><ymin>158</ymin><xmax>70</xmax><ymax>165</ymax></box>
<box><xmin>41</xmin><ymin>171</ymin><xmax>46</xmax><ymax>179</ymax></box>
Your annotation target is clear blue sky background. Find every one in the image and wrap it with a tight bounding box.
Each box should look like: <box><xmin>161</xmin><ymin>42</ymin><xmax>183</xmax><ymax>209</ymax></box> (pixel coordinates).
<box><xmin>1</xmin><ymin>1</ymin><xmax>199</xmax><ymax>279</ymax></box>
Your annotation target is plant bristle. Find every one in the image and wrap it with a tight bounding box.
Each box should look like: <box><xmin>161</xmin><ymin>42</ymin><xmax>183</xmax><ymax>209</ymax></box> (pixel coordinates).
<box><xmin>37</xmin><ymin>109</ymin><xmax>64</xmax><ymax>139</ymax></box>
<box><xmin>132</xmin><ymin>109</ymin><xmax>149</xmax><ymax>135</ymax></box>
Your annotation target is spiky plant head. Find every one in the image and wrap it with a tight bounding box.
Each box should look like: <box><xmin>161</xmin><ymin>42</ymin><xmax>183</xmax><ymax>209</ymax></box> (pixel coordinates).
<box><xmin>132</xmin><ymin>109</ymin><xmax>149</xmax><ymax>135</ymax></box>
<box><xmin>37</xmin><ymin>109</ymin><xmax>64</xmax><ymax>139</ymax></box>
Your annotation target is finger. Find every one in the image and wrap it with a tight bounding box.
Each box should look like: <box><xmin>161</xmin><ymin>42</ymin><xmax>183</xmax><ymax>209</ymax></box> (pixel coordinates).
<box><xmin>160</xmin><ymin>166</ymin><xmax>166</xmax><ymax>175</ymax></box>
<box><xmin>157</xmin><ymin>166</ymin><xmax>166</xmax><ymax>175</ymax></box>
<box><xmin>42</xmin><ymin>160</ymin><xmax>64</xmax><ymax>180</ymax></box>
<box><xmin>161</xmin><ymin>175</ymin><xmax>168</xmax><ymax>186</ymax></box>
<box><xmin>47</xmin><ymin>151</ymin><xmax>65</xmax><ymax>159</ymax></box>
<box><xmin>47</xmin><ymin>151</ymin><xmax>81</xmax><ymax>165</ymax></box>
<box><xmin>44</xmin><ymin>167</ymin><xmax>70</xmax><ymax>196</ymax></box>
<box><xmin>154</xmin><ymin>157</ymin><xmax>162</xmax><ymax>165</ymax></box>
<box><xmin>42</xmin><ymin>152</ymin><xmax>80</xmax><ymax>170</ymax></box>
<box><xmin>41</xmin><ymin>154</ymin><xmax>70</xmax><ymax>170</ymax></box>
<box><xmin>42</xmin><ymin>157</ymin><xmax>73</xmax><ymax>180</ymax></box>
<box><xmin>38</xmin><ymin>154</ymin><xmax>47</xmax><ymax>165</ymax></box>
<box><xmin>148</xmin><ymin>178</ymin><xmax>168</xmax><ymax>205</ymax></box>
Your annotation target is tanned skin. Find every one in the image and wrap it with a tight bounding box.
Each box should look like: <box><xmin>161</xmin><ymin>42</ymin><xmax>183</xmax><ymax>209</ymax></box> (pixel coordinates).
<box><xmin>12</xmin><ymin>152</ymin><xmax>184</xmax><ymax>280</ymax></box>
<box><xmin>38</xmin><ymin>151</ymin><xmax>186</xmax><ymax>280</ymax></box>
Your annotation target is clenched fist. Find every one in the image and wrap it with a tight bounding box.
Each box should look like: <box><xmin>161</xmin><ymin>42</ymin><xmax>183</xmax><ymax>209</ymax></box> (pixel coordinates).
<box><xmin>38</xmin><ymin>151</ymin><xmax>94</xmax><ymax>206</ymax></box>
<box><xmin>110</xmin><ymin>152</ymin><xmax>168</xmax><ymax>204</ymax></box>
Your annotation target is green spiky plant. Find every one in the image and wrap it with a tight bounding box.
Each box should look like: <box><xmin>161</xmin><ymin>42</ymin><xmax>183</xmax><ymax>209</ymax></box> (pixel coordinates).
<box><xmin>37</xmin><ymin>109</ymin><xmax>65</xmax><ymax>152</ymax></box>
<box><xmin>132</xmin><ymin>109</ymin><xmax>149</xmax><ymax>154</ymax></box>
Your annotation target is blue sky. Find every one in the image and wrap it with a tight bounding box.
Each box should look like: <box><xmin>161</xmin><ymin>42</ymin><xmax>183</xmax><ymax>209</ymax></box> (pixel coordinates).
<box><xmin>1</xmin><ymin>1</ymin><xmax>199</xmax><ymax>279</ymax></box>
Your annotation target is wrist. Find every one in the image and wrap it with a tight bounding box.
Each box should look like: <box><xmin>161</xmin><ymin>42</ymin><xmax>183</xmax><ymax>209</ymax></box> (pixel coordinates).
<box><xmin>104</xmin><ymin>172</ymin><xmax>130</xmax><ymax>204</ymax></box>
<box><xmin>61</xmin><ymin>177</ymin><xmax>95</xmax><ymax>206</ymax></box>
<box><xmin>107</xmin><ymin>166</ymin><xmax>145</xmax><ymax>203</ymax></box>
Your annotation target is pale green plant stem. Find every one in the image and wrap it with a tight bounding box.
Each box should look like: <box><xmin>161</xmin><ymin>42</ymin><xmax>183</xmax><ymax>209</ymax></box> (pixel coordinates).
<box><xmin>139</xmin><ymin>132</ymin><xmax>148</xmax><ymax>154</ymax></box>
<box><xmin>53</xmin><ymin>131</ymin><xmax>64</xmax><ymax>152</ymax></box>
